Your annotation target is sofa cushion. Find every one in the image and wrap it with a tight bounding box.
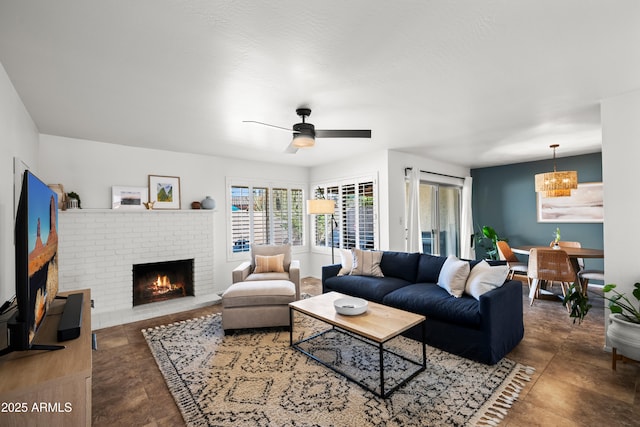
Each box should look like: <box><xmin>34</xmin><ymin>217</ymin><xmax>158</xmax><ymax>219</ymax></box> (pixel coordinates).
<box><xmin>222</xmin><ymin>280</ymin><xmax>295</xmax><ymax>308</ymax></box>
<box><xmin>323</xmin><ymin>275</ymin><xmax>411</xmax><ymax>303</ymax></box>
<box><xmin>246</xmin><ymin>272</ymin><xmax>291</xmax><ymax>282</ymax></box>
<box><xmin>383</xmin><ymin>283</ymin><xmax>481</xmax><ymax>328</ymax></box>
<box><xmin>437</xmin><ymin>255</ymin><xmax>470</xmax><ymax>298</ymax></box>
<box><xmin>465</xmin><ymin>260</ymin><xmax>509</xmax><ymax>300</ymax></box>
<box><xmin>379</xmin><ymin>251</ymin><xmax>420</xmax><ymax>282</ymax></box>
<box><xmin>416</xmin><ymin>254</ymin><xmax>447</xmax><ymax>283</ymax></box>
<box><xmin>351</xmin><ymin>249</ymin><xmax>384</xmax><ymax>277</ymax></box>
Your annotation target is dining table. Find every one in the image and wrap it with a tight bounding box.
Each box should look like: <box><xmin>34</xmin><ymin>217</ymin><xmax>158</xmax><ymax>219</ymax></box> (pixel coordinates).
<box><xmin>512</xmin><ymin>245</ymin><xmax>604</xmax><ymax>291</ymax></box>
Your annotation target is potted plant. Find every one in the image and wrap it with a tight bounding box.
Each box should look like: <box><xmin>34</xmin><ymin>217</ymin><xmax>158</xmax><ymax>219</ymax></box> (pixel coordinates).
<box><xmin>67</xmin><ymin>191</ymin><xmax>82</xmax><ymax>209</ymax></box>
<box><xmin>564</xmin><ymin>282</ymin><xmax>640</xmax><ymax>361</ymax></box>
<box><xmin>603</xmin><ymin>283</ymin><xmax>640</xmax><ymax>362</ymax></box>
<box><xmin>562</xmin><ymin>282</ymin><xmax>592</xmax><ymax>324</ymax></box>
<box><xmin>474</xmin><ymin>225</ymin><xmax>505</xmax><ymax>260</ymax></box>
<box><xmin>552</xmin><ymin>227</ymin><xmax>561</xmax><ymax>249</ymax></box>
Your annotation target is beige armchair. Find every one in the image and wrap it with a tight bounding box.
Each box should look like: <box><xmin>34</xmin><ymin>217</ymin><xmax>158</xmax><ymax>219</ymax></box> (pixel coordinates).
<box><xmin>223</xmin><ymin>244</ymin><xmax>301</xmax><ymax>333</ymax></box>
<box><xmin>232</xmin><ymin>243</ymin><xmax>300</xmax><ymax>299</ymax></box>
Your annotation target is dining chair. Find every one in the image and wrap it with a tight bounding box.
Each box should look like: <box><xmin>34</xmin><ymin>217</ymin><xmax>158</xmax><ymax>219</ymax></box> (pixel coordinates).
<box><xmin>527</xmin><ymin>248</ymin><xmax>575</xmax><ymax>306</ymax></box>
<box><xmin>551</xmin><ymin>241</ymin><xmax>603</xmax><ymax>293</ymax></box>
<box><xmin>496</xmin><ymin>240</ymin><xmax>530</xmax><ymax>284</ymax></box>
<box><xmin>578</xmin><ymin>269</ymin><xmax>605</xmax><ymax>292</ymax></box>
<box><xmin>550</xmin><ymin>241</ymin><xmax>585</xmax><ymax>270</ymax></box>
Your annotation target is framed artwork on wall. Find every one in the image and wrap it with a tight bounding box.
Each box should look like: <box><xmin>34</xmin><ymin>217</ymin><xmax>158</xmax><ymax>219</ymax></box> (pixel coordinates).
<box><xmin>148</xmin><ymin>175</ymin><xmax>181</xmax><ymax>210</ymax></box>
<box><xmin>537</xmin><ymin>182</ymin><xmax>603</xmax><ymax>223</ymax></box>
<box><xmin>112</xmin><ymin>186</ymin><xmax>148</xmax><ymax>210</ymax></box>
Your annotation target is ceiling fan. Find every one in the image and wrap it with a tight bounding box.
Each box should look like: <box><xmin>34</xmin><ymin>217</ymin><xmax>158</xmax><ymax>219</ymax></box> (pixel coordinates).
<box><xmin>243</xmin><ymin>108</ymin><xmax>372</xmax><ymax>153</ymax></box>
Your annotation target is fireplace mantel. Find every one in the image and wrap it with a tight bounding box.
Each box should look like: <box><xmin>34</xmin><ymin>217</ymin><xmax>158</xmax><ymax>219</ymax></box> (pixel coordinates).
<box><xmin>58</xmin><ymin>209</ymin><xmax>219</xmax><ymax>328</ymax></box>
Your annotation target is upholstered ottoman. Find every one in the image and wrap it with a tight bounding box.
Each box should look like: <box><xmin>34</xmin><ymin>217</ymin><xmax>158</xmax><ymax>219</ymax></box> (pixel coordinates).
<box><xmin>221</xmin><ymin>280</ymin><xmax>296</xmax><ymax>333</ymax></box>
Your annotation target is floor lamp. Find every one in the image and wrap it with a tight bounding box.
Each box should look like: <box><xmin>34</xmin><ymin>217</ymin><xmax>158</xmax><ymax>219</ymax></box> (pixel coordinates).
<box><xmin>307</xmin><ymin>199</ymin><xmax>337</xmax><ymax>264</ymax></box>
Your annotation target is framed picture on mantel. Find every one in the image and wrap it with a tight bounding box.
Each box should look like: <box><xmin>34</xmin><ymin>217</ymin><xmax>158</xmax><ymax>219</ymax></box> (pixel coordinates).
<box><xmin>537</xmin><ymin>182</ymin><xmax>603</xmax><ymax>223</ymax></box>
<box><xmin>112</xmin><ymin>186</ymin><xmax>148</xmax><ymax>210</ymax></box>
<box><xmin>148</xmin><ymin>175</ymin><xmax>181</xmax><ymax>210</ymax></box>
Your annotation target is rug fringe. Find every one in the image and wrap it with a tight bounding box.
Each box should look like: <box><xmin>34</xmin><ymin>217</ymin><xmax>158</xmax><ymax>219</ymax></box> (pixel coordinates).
<box><xmin>472</xmin><ymin>364</ymin><xmax>535</xmax><ymax>427</ymax></box>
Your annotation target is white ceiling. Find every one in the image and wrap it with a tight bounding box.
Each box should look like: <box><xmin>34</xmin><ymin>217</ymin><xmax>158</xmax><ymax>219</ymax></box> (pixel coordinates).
<box><xmin>1</xmin><ymin>1</ymin><xmax>639</xmax><ymax>168</ymax></box>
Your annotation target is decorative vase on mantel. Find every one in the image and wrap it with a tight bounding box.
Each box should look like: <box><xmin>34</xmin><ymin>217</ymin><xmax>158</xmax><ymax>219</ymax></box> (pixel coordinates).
<box><xmin>201</xmin><ymin>196</ymin><xmax>216</xmax><ymax>210</ymax></box>
<box><xmin>607</xmin><ymin>313</ymin><xmax>640</xmax><ymax>362</ymax></box>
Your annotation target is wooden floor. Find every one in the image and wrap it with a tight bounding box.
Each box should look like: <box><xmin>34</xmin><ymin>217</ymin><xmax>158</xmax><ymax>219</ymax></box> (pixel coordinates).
<box><xmin>92</xmin><ymin>278</ymin><xmax>640</xmax><ymax>426</ymax></box>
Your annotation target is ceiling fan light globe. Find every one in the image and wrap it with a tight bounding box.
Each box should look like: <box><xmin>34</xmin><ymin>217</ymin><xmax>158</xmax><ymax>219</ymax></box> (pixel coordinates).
<box><xmin>292</xmin><ymin>133</ymin><xmax>315</xmax><ymax>148</ymax></box>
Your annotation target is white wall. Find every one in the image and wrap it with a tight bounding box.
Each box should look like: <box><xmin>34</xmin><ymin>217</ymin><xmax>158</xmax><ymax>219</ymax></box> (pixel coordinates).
<box><xmin>0</xmin><ymin>63</ymin><xmax>40</xmax><ymax>304</ymax></box>
<box><xmin>38</xmin><ymin>134</ymin><xmax>310</xmax><ymax>293</ymax></box>
<box><xmin>601</xmin><ymin>89</ymin><xmax>640</xmax><ymax>324</ymax></box>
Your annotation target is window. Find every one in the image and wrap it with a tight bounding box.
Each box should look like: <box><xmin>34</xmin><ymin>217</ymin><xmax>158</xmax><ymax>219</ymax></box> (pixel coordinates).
<box><xmin>405</xmin><ymin>174</ymin><xmax>462</xmax><ymax>256</ymax></box>
<box><xmin>230</xmin><ymin>184</ymin><xmax>303</xmax><ymax>254</ymax></box>
<box><xmin>312</xmin><ymin>177</ymin><xmax>377</xmax><ymax>251</ymax></box>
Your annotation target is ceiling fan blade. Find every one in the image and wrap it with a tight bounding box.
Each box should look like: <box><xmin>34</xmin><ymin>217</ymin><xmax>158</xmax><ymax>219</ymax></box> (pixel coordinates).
<box><xmin>315</xmin><ymin>129</ymin><xmax>372</xmax><ymax>138</ymax></box>
<box><xmin>242</xmin><ymin>120</ymin><xmax>292</xmax><ymax>132</ymax></box>
<box><xmin>284</xmin><ymin>142</ymin><xmax>299</xmax><ymax>154</ymax></box>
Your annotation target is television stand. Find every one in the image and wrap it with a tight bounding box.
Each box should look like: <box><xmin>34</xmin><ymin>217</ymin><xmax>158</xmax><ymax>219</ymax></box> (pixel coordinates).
<box><xmin>0</xmin><ymin>289</ymin><xmax>92</xmax><ymax>427</ymax></box>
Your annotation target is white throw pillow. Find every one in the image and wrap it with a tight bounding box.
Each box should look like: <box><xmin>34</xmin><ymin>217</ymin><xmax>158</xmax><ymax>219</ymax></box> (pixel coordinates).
<box><xmin>338</xmin><ymin>249</ymin><xmax>355</xmax><ymax>276</ymax></box>
<box><xmin>465</xmin><ymin>260</ymin><xmax>509</xmax><ymax>300</ymax></box>
<box><xmin>437</xmin><ymin>255</ymin><xmax>470</xmax><ymax>298</ymax></box>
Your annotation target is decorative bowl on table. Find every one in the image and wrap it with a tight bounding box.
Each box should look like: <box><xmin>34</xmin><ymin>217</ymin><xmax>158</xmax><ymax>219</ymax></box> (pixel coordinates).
<box><xmin>333</xmin><ymin>297</ymin><xmax>368</xmax><ymax>316</ymax></box>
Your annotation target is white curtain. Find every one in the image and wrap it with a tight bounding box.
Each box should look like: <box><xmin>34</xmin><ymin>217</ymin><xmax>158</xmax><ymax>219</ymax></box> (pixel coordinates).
<box><xmin>460</xmin><ymin>176</ymin><xmax>475</xmax><ymax>259</ymax></box>
<box><xmin>407</xmin><ymin>168</ymin><xmax>422</xmax><ymax>253</ymax></box>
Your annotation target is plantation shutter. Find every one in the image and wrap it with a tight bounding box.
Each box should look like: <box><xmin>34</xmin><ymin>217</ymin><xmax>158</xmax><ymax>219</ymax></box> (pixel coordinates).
<box><xmin>341</xmin><ymin>184</ymin><xmax>356</xmax><ymax>249</ymax></box>
<box><xmin>252</xmin><ymin>187</ymin><xmax>269</xmax><ymax>245</ymax></box>
<box><xmin>311</xmin><ymin>179</ymin><xmax>377</xmax><ymax>251</ymax></box>
<box><xmin>272</xmin><ymin>188</ymin><xmax>288</xmax><ymax>244</ymax></box>
<box><xmin>327</xmin><ymin>186</ymin><xmax>340</xmax><ymax>249</ymax></box>
<box><xmin>231</xmin><ymin>186</ymin><xmax>251</xmax><ymax>252</ymax></box>
<box><xmin>290</xmin><ymin>188</ymin><xmax>303</xmax><ymax>245</ymax></box>
<box><xmin>358</xmin><ymin>181</ymin><xmax>375</xmax><ymax>250</ymax></box>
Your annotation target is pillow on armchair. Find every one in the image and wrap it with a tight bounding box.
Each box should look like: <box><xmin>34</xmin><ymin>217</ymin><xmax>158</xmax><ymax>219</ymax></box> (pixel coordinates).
<box><xmin>250</xmin><ymin>243</ymin><xmax>292</xmax><ymax>272</ymax></box>
<box><xmin>254</xmin><ymin>254</ymin><xmax>285</xmax><ymax>273</ymax></box>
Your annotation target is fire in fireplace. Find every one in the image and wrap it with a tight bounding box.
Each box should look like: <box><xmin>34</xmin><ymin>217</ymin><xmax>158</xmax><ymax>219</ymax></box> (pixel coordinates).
<box><xmin>133</xmin><ymin>259</ymin><xmax>194</xmax><ymax>306</ymax></box>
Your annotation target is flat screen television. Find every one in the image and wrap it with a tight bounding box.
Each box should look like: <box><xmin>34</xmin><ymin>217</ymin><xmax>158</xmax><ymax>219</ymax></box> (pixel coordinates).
<box><xmin>6</xmin><ymin>169</ymin><xmax>61</xmax><ymax>352</ymax></box>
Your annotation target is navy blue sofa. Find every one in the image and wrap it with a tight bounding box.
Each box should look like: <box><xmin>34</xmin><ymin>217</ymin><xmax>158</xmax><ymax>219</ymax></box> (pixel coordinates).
<box><xmin>322</xmin><ymin>251</ymin><xmax>524</xmax><ymax>365</ymax></box>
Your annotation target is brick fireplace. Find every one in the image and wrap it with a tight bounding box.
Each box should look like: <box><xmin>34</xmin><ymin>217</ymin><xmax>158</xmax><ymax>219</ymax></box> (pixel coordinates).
<box><xmin>57</xmin><ymin>210</ymin><xmax>218</xmax><ymax>328</ymax></box>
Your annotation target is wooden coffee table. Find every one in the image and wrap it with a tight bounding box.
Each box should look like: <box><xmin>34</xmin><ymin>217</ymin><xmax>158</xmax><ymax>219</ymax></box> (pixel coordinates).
<box><xmin>289</xmin><ymin>291</ymin><xmax>426</xmax><ymax>398</ymax></box>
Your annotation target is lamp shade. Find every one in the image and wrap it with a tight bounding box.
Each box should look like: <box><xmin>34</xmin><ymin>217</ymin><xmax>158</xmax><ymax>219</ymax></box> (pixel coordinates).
<box><xmin>292</xmin><ymin>133</ymin><xmax>315</xmax><ymax>148</ymax></box>
<box><xmin>534</xmin><ymin>144</ymin><xmax>578</xmax><ymax>198</ymax></box>
<box><xmin>307</xmin><ymin>199</ymin><xmax>335</xmax><ymax>214</ymax></box>
<box><xmin>534</xmin><ymin>170</ymin><xmax>578</xmax><ymax>198</ymax></box>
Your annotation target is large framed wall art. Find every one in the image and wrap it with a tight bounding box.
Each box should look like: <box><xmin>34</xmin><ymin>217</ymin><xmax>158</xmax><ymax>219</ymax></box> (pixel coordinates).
<box><xmin>537</xmin><ymin>182</ymin><xmax>603</xmax><ymax>223</ymax></box>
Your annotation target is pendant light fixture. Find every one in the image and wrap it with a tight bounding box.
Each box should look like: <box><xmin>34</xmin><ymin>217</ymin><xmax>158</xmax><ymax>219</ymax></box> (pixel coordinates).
<box><xmin>535</xmin><ymin>144</ymin><xmax>578</xmax><ymax>197</ymax></box>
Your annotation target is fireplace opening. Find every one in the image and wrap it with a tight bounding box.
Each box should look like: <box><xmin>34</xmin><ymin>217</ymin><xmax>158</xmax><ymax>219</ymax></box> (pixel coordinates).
<box><xmin>133</xmin><ymin>259</ymin><xmax>194</xmax><ymax>306</ymax></box>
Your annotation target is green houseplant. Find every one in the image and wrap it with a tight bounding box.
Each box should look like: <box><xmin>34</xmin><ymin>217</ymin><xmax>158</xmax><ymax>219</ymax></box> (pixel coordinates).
<box><xmin>563</xmin><ymin>282</ymin><xmax>640</xmax><ymax>325</ymax></box>
<box><xmin>562</xmin><ymin>283</ymin><xmax>592</xmax><ymax>324</ymax></box>
<box><xmin>603</xmin><ymin>283</ymin><xmax>640</xmax><ymax>323</ymax></box>
<box><xmin>474</xmin><ymin>225</ymin><xmax>505</xmax><ymax>261</ymax></box>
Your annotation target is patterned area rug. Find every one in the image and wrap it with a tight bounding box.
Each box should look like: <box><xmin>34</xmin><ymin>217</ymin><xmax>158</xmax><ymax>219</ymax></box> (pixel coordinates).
<box><xmin>143</xmin><ymin>313</ymin><xmax>533</xmax><ymax>427</ymax></box>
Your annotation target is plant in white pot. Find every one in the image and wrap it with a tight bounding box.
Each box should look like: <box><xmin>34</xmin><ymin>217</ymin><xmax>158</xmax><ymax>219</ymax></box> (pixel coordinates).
<box><xmin>604</xmin><ymin>283</ymin><xmax>640</xmax><ymax>364</ymax></box>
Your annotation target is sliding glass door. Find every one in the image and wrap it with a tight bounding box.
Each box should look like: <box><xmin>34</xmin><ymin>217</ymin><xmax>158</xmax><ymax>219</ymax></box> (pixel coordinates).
<box><xmin>415</xmin><ymin>182</ymin><xmax>461</xmax><ymax>256</ymax></box>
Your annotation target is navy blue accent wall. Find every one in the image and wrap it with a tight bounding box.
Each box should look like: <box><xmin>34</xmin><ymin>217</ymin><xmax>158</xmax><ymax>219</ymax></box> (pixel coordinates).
<box><xmin>471</xmin><ymin>152</ymin><xmax>603</xmax><ymax>270</ymax></box>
